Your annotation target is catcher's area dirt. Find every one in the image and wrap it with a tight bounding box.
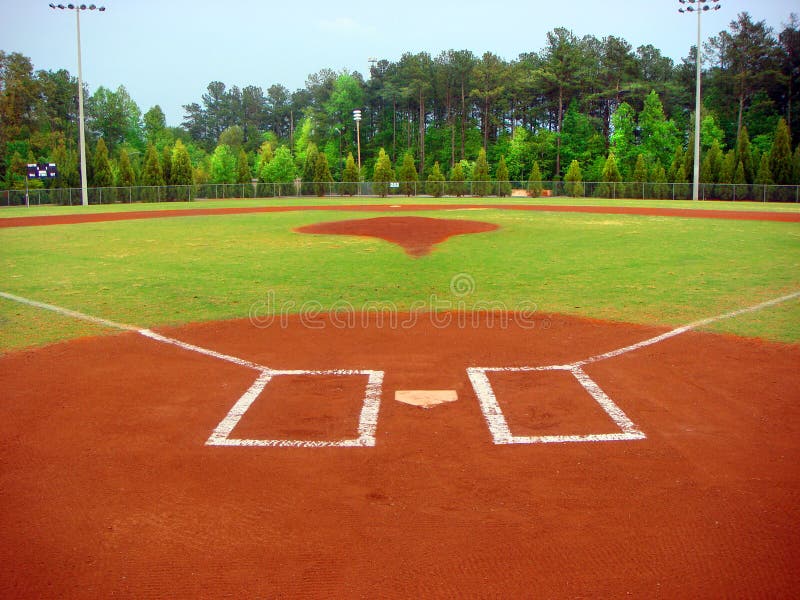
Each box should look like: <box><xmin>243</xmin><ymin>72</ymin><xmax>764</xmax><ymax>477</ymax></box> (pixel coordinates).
<box><xmin>295</xmin><ymin>216</ymin><xmax>499</xmax><ymax>256</ymax></box>
<box><xmin>1</xmin><ymin>313</ymin><xmax>798</xmax><ymax>597</ymax></box>
<box><xmin>2</xmin><ymin>202</ymin><xmax>799</xmax><ymax>228</ymax></box>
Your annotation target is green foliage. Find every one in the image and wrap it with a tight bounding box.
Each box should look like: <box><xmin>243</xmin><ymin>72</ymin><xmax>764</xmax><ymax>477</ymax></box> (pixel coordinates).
<box><xmin>736</xmin><ymin>126</ymin><xmax>754</xmax><ymax>184</ymax></box>
<box><xmin>140</xmin><ymin>143</ymin><xmax>164</xmax><ymax>200</ymax></box>
<box><xmin>236</xmin><ymin>148</ymin><xmax>251</xmax><ymax>184</ymax></box>
<box><xmin>596</xmin><ymin>153</ymin><xmax>622</xmax><ymax>198</ymax></box>
<box><xmin>505</xmin><ymin>127</ymin><xmax>530</xmax><ymax>181</ymax></box>
<box><xmin>341</xmin><ymin>153</ymin><xmax>359</xmax><ymax>196</ymax></box>
<box><xmin>262</xmin><ymin>146</ymin><xmax>296</xmax><ymax>194</ymax></box>
<box><xmin>564</xmin><ymin>160</ymin><xmax>583</xmax><ymax>197</ymax></box>
<box><xmin>702</xmin><ymin>139</ymin><xmax>724</xmax><ymax>183</ymax></box>
<box><xmin>448</xmin><ymin>161</ymin><xmax>467</xmax><ymax>197</ymax></box>
<box><xmin>472</xmin><ymin>148</ymin><xmax>491</xmax><ymax>196</ymax></box>
<box><xmin>301</xmin><ymin>142</ymin><xmax>319</xmax><ymax>195</ymax></box>
<box><xmin>92</xmin><ymin>138</ymin><xmax>113</xmax><ymax>188</ymax></box>
<box><xmin>527</xmin><ymin>161</ymin><xmax>543</xmax><ymax>197</ymax></box>
<box><xmin>397</xmin><ymin>151</ymin><xmax>418</xmax><ymax>196</ymax></box>
<box><xmin>609</xmin><ymin>102</ymin><xmax>636</xmax><ymax>177</ymax></box>
<box><xmin>639</xmin><ymin>91</ymin><xmax>680</xmax><ymax>170</ymax></box>
<box><xmin>313</xmin><ymin>152</ymin><xmax>333</xmax><ymax>196</ymax></box>
<box><xmin>755</xmin><ymin>152</ymin><xmax>773</xmax><ymax>185</ymax></box>
<box><xmin>425</xmin><ymin>161</ymin><xmax>445</xmax><ymax>197</ymax></box>
<box><xmin>170</xmin><ymin>140</ymin><xmax>193</xmax><ymax>186</ymax></box>
<box><xmin>793</xmin><ymin>146</ymin><xmax>800</xmax><ymax>184</ymax></box>
<box><xmin>117</xmin><ymin>148</ymin><xmax>136</xmax><ymax>187</ymax></box>
<box><xmin>495</xmin><ymin>155</ymin><xmax>511</xmax><ymax>197</ymax></box>
<box><xmin>161</xmin><ymin>144</ymin><xmax>173</xmax><ymax>186</ymax></box>
<box><xmin>372</xmin><ymin>148</ymin><xmax>394</xmax><ymax>197</ymax></box>
<box><xmin>769</xmin><ymin>118</ymin><xmax>792</xmax><ymax>185</ymax></box>
<box><xmin>650</xmin><ymin>162</ymin><xmax>669</xmax><ymax>199</ymax></box>
<box><xmin>219</xmin><ymin>125</ymin><xmax>245</xmax><ymax>149</ymax></box>
<box><xmin>210</xmin><ymin>144</ymin><xmax>237</xmax><ymax>184</ymax></box>
<box><xmin>256</xmin><ymin>142</ymin><xmax>274</xmax><ymax>182</ymax></box>
<box><xmin>143</xmin><ymin>105</ymin><xmax>167</xmax><ymax>146</ymax></box>
<box><xmin>632</xmin><ymin>154</ymin><xmax>648</xmax><ymax>183</ymax></box>
<box><xmin>668</xmin><ymin>146</ymin><xmax>687</xmax><ymax>183</ymax></box>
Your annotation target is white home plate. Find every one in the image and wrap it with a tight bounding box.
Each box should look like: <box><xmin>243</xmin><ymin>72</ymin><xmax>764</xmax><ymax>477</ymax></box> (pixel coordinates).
<box><xmin>395</xmin><ymin>390</ymin><xmax>458</xmax><ymax>409</ymax></box>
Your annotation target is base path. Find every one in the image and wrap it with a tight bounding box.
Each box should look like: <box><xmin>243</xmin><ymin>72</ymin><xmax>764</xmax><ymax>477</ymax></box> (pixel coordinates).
<box><xmin>1</xmin><ymin>305</ymin><xmax>798</xmax><ymax>597</ymax></box>
<box><xmin>2</xmin><ymin>202</ymin><xmax>799</xmax><ymax>228</ymax></box>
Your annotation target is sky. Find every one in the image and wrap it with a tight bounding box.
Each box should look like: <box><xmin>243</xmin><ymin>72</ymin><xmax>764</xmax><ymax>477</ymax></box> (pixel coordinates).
<box><xmin>1</xmin><ymin>0</ymin><xmax>796</xmax><ymax>126</ymax></box>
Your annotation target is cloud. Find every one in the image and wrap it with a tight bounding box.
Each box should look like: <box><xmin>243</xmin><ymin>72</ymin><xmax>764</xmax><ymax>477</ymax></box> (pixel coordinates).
<box><xmin>317</xmin><ymin>16</ymin><xmax>375</xmax><ymax>35</ymax></box>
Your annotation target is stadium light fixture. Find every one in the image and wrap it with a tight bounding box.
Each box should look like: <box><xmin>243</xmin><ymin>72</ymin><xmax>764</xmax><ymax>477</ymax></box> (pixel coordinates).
<box><xmin>49</xmin><ymin>2</ymin><xmax>106</xmax><ymax>206</ymax></box>
<box><xmin>679</xmin><ymin>0</ymin><xmax>721</xmax><ymax>201</ymax></box>
<box><xmin>353</xmin><ymin>109</ymin><xmax>363</xmax><ymax>173</ymax></box>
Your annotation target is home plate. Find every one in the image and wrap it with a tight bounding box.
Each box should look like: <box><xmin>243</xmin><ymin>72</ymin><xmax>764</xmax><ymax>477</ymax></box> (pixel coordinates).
<box><xmin>395</xmin><ymin>390</ymin><xmax>458</xmax><ymax>409</ymax></box>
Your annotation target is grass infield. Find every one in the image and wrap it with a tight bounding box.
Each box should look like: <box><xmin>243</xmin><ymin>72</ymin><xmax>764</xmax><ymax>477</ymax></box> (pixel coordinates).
<box><xmin>1</xmin><ymin>203</ymin><xmax>798</xmax><ymax>351</ymax></box>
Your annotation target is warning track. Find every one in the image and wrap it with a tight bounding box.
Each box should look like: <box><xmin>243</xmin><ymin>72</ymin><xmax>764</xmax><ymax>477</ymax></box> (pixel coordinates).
<box><xmin>1</xmin><ymin>201</ymin><xmax>799</xmax><ymax>228</ymax></box>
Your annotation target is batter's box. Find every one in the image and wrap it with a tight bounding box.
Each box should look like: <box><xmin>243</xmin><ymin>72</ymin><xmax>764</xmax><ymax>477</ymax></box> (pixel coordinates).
<box><xmin>206</xmin><ymin>369</ymin><xmax>384</xmax><ymax>447</ymax></box>
<box><xmin>466</xmin><ymin>366</ymin><xmax>645</xmax><ymax>444</ymax></box>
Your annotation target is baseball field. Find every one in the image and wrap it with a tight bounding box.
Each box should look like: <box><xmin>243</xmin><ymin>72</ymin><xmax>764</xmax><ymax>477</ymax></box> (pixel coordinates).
<box><xmin>1</xmin><ymin>197</ymin><xmax>799</xmax><ymax>597</ymax></box>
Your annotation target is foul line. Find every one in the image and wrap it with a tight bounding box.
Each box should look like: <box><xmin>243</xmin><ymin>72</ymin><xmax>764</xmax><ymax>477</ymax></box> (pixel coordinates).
<box><xmin>0</xmin><ymin>290</ymin><xmax>384</xmax><ymax>448</ymax></box>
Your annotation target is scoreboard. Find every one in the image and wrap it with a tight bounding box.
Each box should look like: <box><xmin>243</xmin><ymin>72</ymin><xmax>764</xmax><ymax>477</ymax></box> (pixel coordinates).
<box><xmin>27</xmin><ymin>163</ymin><xmax>59</xmax><ymax>179</ymax></box>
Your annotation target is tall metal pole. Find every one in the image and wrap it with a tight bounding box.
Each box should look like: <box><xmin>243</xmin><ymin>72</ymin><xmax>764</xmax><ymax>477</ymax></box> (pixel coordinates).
<box><xmin>76</xmin><ymin>7</ymin><xmax>88</xmax><ymax>206</ymax></box>
<box><xmin>679</xmin><ymin>0</ymin><xmax>721</xmax><ymax>201</ymax></box>
<box><xmin>693</xmin><ymin>6</ymin><xmax>702</xmax><ymax>201</ymax></box>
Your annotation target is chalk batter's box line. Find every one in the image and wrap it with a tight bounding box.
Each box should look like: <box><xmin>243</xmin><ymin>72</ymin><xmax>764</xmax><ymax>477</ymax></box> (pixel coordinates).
<box><xmin>466</xmin><ymin>365</ymin><xmax>646</xmax><ymax>445</ymax></box>
<box><xmin>205</xmin><ymin>368</ymin><xmax>385</xmax><ymax>448</ymax></box>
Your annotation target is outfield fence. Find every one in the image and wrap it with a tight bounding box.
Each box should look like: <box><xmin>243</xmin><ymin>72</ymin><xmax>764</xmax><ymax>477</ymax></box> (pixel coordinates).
<box><xmin>3</xmin><ymin>180</ymin><xmax>799</xmax><ymax>206</ymax></box>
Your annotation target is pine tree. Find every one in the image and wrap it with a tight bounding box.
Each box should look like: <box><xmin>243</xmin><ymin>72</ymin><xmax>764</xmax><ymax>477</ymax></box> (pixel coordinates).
<box><xmin>372</xmin><ymin>148</ymin><xmax>394</xmax><ymax>197</ymax></box>
<box><xmin>448</xmin><ymin>162</ymin><xmax>466</xmax><ymax>197</ymax></box>
<box><xmin>171</xmin><ymin>140</ymin><xmax>193</xmax><ymax>186</ymax></box>
<box><xmin>733</xmin><ymin>160</ymin><xmax>749</xmax><ymax>200</ymax></box>
<box><xmin>141</xmin><ymin>143</ymin><xmax>164</xmax><ymax>201</ymax></box>
<box><xmin>256</xmin><ymin>142</ymin><xmax>274</xmax><ymax>182</ymax></box>
<box><xmin>426</xmin><ymin>161</ymin><xmax>445</xmax><ymax>197</ymax></box>
<box><xmin>650</xmin><ymin>162</ymin><xmax>669</xmax><ymax>199</ymax></box>
<box><xmin>313</xmin><ymin>152</ymin><xmax>333</xmax><ymax>196</ymax></box>
<box><xmin>527</xmin><ymin>161</ymin><xmax>543</xmax><ymax>197</ymax></box>
<box><xmin>161</xmin><ymin>145</ymin><xmax>173</xmax><ymax>187</ymax></box>
<box><xmin>117</xmin><ymin>148</ymin><xmax>136</xmax><ymax>187</ymax></box>
<box><xmin>301</xmin><ymin>143</ymin><xmax>319</xmax><ymax>195</ymax></box>
<box><xmin>597</xmin><ymin>153</ymin><xmax>621</xmax><ymax>198</ymax></box>
<box><xmin>397</xmin><ymin>151</ymin><xmax>418</xmax><ymax>196</ymax></box>
<box><xmin>341</xmin><ymin>152</ymin><xmax>359</xmax><ymax>196</ymax></box>
<box><xmin>236</xmin><ymin>148</ymin><xmax>251</xmax><ymax>184</ymax></box>
<box><xmin>755</xmin><ymin>152</ymin><xmax>773</xmax><ymax>185</ymax></box>
<box><xmin>472</xmin><ymin>148</ymin><xmax>491</xmax><ymax>196</ymax></box>
<box><xmin>793</xmin><ymin>146</ymin><xmax>800</xmax><ymax>184</ymax></box>
<box><xmin>92</xmin><ymin>138</ymin><xmax>113</xmax><ymax>188</ymax></box>
<box><xmin>769</xmin><ymin>118</ymin><xmax>792</xmax><ymax>185</ymax></box>
<box><xmin>496</xmin><ymin>155</ymin><xmax>511</xmax><ymax>197</ymax></box>
<box><xmin>668</xmin><ymin>146</ymin><xmax>686</xmax><ymax>182</ymax></box>
<box><xmin>701</xmin><ymin>139</ymin><xmax>724</xmax><ymax>184</ymax></box>
<box><xmin>564</xmin><ymin>160</ymin><xmax>583</xmax><ymax>197</ymax></box>
<box><xmin>736</xmin><ymin>125</ymin><xmax>754</xmax><ymax>184</ymax></box>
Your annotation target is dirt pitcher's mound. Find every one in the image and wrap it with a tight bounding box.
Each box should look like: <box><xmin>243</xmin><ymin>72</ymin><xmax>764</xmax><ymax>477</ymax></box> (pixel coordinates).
<box><xmin>295</xmin><ymin>215</ymin><xmax>499</xmax><ymax>257</ymax></box>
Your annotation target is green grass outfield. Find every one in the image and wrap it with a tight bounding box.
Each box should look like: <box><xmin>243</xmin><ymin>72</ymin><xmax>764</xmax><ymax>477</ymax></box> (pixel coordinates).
<box><xmin>1</xmin><ymin>201</ymin><xmax>799</xmax><ymax>352</ymax></box>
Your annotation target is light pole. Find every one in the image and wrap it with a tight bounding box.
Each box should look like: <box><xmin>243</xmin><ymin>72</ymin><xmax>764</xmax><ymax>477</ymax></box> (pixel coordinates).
<box><xmin>678</xmin><ymin>0</ymin><xmax>721</xmax><ymax>201</ymax></box>
<box><xmin>353</xmin><ymin>109</ymin><xmax>362</xmax><ymax>173</ymax></box>
<box><xmin>49</xmin><ymin>3</ymin><xmax>106</xmax><ymax>207</ymax></box>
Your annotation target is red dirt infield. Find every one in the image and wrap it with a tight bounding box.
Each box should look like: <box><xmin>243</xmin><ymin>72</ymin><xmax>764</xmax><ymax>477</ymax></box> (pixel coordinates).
<box><xmin>1</xmin><ymin>312</ymin><xmax>798</xmax><ymax>597</ymax></box>
<box><xmin>1</xmin><ymin>201</ymin><xmax>799</xmax><ymax>228</ymax></box>
<box><xmin>295</xmin><ymin>216</ymin><xmax>499</xmax><ymax>257</ymax></box>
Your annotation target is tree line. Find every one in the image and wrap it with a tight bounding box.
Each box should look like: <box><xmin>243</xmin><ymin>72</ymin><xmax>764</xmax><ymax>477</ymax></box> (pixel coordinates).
<box><xmin>2</xmin><ymin>11</ymin><xmax>800</xmax><ymax>198</ymax></box>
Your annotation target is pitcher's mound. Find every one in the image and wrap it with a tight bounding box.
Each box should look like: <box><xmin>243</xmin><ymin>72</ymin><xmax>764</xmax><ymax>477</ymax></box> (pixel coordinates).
<box><xmin>295</xmin><ymin>216</ymin><xmax>498</xmax><ymax>257</ymax></box>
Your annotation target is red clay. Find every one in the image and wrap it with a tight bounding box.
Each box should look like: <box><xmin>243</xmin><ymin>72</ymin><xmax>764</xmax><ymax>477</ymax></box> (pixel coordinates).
<box><xmin>295</xmin><ymin>216</ymin><xmax>499</xmax><ymax>256</ymax></box>
<box><xmin>1</xmin><ymin>313</ymin><xmax>798</xmax><ymax>598</ymax></box>
<box><xmin>1</xmin><ymin>202</ymin><xmax>799</xmax><ymax>228</ymax></box>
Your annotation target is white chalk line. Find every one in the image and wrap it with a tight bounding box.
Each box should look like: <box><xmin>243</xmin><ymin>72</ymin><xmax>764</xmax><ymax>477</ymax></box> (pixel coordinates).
<box><xmin>0</xmin><ymin>291</ymin><xmax>385</xmax><ymax>448</ymax></box>
<box><xmin>4</xmin><ymin>289</ymin><xmax>798</xmax><ymax>447</ymax></box>
<box><xmin>468</xmin><ymin>290</ymin><xmax>800</xmax><ymax>445</ymax></box>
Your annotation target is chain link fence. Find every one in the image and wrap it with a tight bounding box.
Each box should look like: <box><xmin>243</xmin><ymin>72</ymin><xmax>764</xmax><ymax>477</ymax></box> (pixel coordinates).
<box><xmin>3</xmin><ymin>180</ymin><xmax>799</xmax><ymax>206</ymax></box>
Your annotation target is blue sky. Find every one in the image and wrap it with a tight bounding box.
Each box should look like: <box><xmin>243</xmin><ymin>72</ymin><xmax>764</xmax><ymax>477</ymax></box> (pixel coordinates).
<box><xmin>1</xmin><ymin>0</ymin><xmax>795</xmax><ymax>126</ymax></box>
